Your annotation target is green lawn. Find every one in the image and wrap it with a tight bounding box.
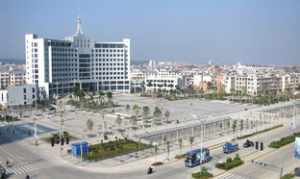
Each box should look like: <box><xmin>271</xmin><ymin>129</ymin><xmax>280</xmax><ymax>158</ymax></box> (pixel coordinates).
<box><xmin>281</xmin><ymin>173</ymin><xmax>295</xmax><ymax>179</ymax></box>
<box><xmin>216</xmin><ymin>155</ymin><xmax>244</xmax><ymax>171</ymax></box>
<box><xmin>192</xmin><ymin>167</ymin><xmax>213</xmax><ymax>179</ymax></box>
<box><xmin>87</xmin><ymin>139</ymin><xmax>151</xmax><ymax>161</ymax></box>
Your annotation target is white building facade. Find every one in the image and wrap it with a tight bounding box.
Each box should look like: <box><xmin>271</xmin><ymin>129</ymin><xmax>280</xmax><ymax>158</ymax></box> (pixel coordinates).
<box><xmin>0</xmin><ymin>84</ymin><xmax>37</xmax><ymax>107</ymax></box>
<box><xmin>25</xmin><ymin>17</ymin><xmax>130</xmax><ymax>98</ymax></box>
<box><xmin>144</xmin><ymin>71</ymin><xmax>183</xmax><ymax>92</ymax></box>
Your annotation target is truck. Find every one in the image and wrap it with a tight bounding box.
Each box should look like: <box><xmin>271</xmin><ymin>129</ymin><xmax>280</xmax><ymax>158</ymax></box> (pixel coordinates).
<box><xmin>185</xmin><ymin>148</ymin><xmax>212</xmax><ymax>168</ymax></box>
<box><xmin>223</xmin><ymin>142</ymin><xmax>239</xmax><ymax>154</ymax></box>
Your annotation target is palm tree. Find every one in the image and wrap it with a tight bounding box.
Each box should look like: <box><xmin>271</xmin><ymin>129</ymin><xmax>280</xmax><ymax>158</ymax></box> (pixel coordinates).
<box><xmin>164</xmin><ymin>110</ymin><xmax>170</xmax><ymax>123</ymax></box>
<box><xmin>73</xmin><ymin>83</ymin><xmax>85</xmax><ymax>101</ymax></box>
<box><xmin>98</xmin><ymin>91</ymin><xmax>105</xmax><ymax>105</ymax></box>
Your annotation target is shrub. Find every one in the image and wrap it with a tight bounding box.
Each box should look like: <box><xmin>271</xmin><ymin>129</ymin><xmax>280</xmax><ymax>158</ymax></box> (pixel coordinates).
<box><xmin>151</xmin><ymin>161</ymin><xmax>164</xmax><ymax>166</ymax></box>
<box><xmin>192</xmin><ymin>167</ymin><xmax>213</xmax><ymax>179</ymax></box>
<box><xmin>269</xmin><ymin>132</ymin><xmax>300</xmax><ymax>149</ymax></box>
<box><xmin>175</xmin><ymin>154</ymin><xmax>186</xmax><ymax>160</ymax></box>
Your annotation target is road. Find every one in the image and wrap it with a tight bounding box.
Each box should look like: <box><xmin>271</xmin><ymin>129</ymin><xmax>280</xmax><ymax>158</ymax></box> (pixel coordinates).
<box><xmin>1</xmin><ymin>114</ymin><xmax>299</xmax><ymax>179</ymax></box>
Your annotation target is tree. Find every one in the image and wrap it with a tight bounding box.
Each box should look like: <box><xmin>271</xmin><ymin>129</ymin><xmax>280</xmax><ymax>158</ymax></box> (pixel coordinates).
<box><xmin>125</xmin><ymin>104</ymin><xmax>130</xmax><ymax>112</ymax></box>
<box><xmin>240</xmin><ymin>119</ymin><xmax>244</xmax><ymax>131</ymax></box>
<box><xmin>106</xmin><ymin>91</ymin><xmax>113</xmax><ymax>103</ymax></box>
<box><xmin>130</xmin><ymin>115</ymin><xmax>138</xmax><ymax>128</ymax></box>
<box><xmin>189</xmin><ymin>136</ymin><xmax>194</xmax><ymax>149</ymax></box>
<box><xmin>86</xmin><ymin>119</ymin><xmax>94</xmax><ymax>132</ymax></box>
<box><xmin>232</xmin><ymin>120</ymin><xmax>237</xmax><ymax>133</ymax></box>
<box><xmin>163</xmin><ymin>135</ymin><xmax>167</xmax><ymax>146</ymax></box>
<box><xmin>164</xmin><ymin>110</ymin><xmax>170</xmax><ymax>123</ymax></box>
<box><xmin>116</xmin><ymin>114</ymin><xmax>122</xmax><ymax>127</ymax></box>
<box><xmin>153</xmin><ymin>106</ymin><xmax>162</xmax><ymax>119</ymax></box>
<box><xmin>132</xmin><ymin>104</ymin><xmax>141</xmax><ymax>118</ymax></box>
<box><xmin>250</xmin><ymin>120</ymin><xmax>254</xmax><ymax>129</ymax></box>
<box><xmin>142</xmin><ymin>106</ymin><xmax>150</xmax><ymax>118</ymax></box>
<box><xmin>166</xmin><ymin>141</ymin><xmax>171</xmax><ymax>160</ymax></box>
<box><xmin>178</xmin><ymin>138</ymin><xmax>183</xmax><ymax>152</ymax></box>
<box><xmin>246</xmin><ymin>119</ymin><xmax>249</xmax><ymax>129</ymax></box>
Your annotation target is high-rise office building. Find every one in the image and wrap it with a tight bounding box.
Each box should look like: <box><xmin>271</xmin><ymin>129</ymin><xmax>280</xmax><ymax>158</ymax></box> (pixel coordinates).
<box><xmin>25</xmin><ymin>17</ymin><xmax>130</xmax><ymax>98</ymax></box>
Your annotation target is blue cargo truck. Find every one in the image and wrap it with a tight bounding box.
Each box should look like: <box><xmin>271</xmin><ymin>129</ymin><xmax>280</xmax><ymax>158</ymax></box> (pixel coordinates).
<box><xmin>223</xmin><ymin>142</ymin><xmax>239</xmax><ymax>154</ymax></box>
<box><xmin>185</xmin><ymin>148</ymin><xmax>212</xmax><ymax>167</ymax></box>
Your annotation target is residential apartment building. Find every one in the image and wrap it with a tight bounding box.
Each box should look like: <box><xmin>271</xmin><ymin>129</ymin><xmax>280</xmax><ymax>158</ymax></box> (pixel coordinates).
<box><xmin>0</xmin><ymin>70</ymin><xmax>26</xmax><ymax>89</ymax></box>
<box><xmin>224</xmin><ymin>73</ymin><xmax>282</xmax><ymax>96</ymax></box>
<box><xmin>25</xmin><ymin>17</ymin><xmax>130</xmax><ymax>98</ymax></box>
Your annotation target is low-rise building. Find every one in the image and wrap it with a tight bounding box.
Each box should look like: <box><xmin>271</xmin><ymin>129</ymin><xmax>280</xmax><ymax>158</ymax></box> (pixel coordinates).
<box><xmin>130</xmin><ymin>69</ymin><xmax>145</xmax><ymax>93</ymax></box>
<box><xmin>144</xmin><ymin>70</ymin><xmax>183</xmax><ymax>92</ymax></box>
<box><xmin>0</xmin><ymin>84</ymin><xmax>37</xmax><ymax>107</ymax></box>
<box><xmin>224</xmin><ymin>73</ymin><xmax>282</xmax><ymax>96</ymax></box>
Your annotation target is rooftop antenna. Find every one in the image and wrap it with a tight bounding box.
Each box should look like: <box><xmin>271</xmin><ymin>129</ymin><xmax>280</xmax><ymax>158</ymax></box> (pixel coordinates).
<box><xmin>76</xmin><ymin>16</ymin><xmax>83</xmax><ymax>34</ymax></box>
<box><xmin>76</xmin><ymin>0</ymin><xmax>83</xmax><ymax>34</ymax></box>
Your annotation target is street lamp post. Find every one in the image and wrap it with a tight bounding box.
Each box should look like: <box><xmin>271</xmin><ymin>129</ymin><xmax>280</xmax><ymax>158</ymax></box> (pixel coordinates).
<box><xmin>33</xmin><ymin>117</ymin><xmax>38</xmax><ymax>145</ymax></box>
<box><xmin>57</xmin><ymin>101</ymin><xmax>65</xmax><ymax>155</ymax></box>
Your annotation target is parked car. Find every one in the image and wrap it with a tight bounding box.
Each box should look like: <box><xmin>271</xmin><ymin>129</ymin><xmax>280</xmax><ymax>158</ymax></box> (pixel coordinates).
<box><xmin>243</xmin><ymin>140</ymin><xmax>254</xmax><ymax>148</ymax></box>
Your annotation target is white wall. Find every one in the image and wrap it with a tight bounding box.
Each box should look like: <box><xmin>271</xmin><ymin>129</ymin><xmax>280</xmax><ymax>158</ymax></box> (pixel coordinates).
<box><xmin>7</xmin><ymin>85</ymin><xmax>37</xmax><ymax>106</ymax></box>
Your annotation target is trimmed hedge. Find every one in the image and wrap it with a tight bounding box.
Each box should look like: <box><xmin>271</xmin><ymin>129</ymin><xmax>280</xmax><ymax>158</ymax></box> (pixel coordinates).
<box><xmin>0</xmin><ymin>115</ymin><xmax>19</xmax><ymax>122</ymax></box>
<box><xmin>269</xmin><ymin>132</ymin><xmax>300</xmax><ymax>149</ymax></box>
<box><xmin>175</xmin><ymin>154</ymin><xmax>186</xmax><ymax>160</ymax></box>
<box><xmin>237</xmin><ymin>125</ymin><xmax>283</xmax><ymax>140</ymax></box>
<box><xmin>216</xmin><ymin>154</ymin><xmax>244</xmax><ymax>171</ymax></box>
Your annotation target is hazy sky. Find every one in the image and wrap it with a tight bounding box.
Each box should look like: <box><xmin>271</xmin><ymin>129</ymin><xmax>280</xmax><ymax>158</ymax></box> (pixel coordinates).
<box><xmin>1</xmin><ymin>0</ymin><xmax>299</xmax><ymax>64</ymax></box>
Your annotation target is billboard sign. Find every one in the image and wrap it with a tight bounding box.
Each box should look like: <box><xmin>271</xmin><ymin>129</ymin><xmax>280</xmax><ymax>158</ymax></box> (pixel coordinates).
<box><xmin>294</xmin><ymin>137</ymin><xmax>300</xmax><ymax>159</ymax></box>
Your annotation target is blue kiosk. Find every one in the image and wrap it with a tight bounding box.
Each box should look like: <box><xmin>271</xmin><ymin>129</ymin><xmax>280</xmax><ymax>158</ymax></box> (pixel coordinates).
<box><xmin>71</xmin><ymin>141</ymin><xmax>89</xmax><ymax>157</ymax></box>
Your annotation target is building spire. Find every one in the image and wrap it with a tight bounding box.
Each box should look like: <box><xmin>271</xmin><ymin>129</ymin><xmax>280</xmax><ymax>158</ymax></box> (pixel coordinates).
<box><xmin>76</xmin><ymin>16</ymin><xmax>83</xmax><ymax>34</ymax></box>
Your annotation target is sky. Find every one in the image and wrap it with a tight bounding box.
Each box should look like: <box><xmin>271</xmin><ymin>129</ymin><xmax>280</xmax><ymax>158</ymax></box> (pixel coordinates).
<box><xmin>1</xmin><ymin>0</ymin><xmax>300</xmax><ymax>65</ymax></box>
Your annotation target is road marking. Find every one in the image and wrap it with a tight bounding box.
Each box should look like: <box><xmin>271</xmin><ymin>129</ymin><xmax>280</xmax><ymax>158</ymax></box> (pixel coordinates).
<box><xmin>4</xmin><ymin>163</ymin><xmax>46</xmax><ymax>176</ymax></box>
<box><xmin>215</xmin><ymin>172</ymin><xmax>251</xmax><ymax>179</ymax></box>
